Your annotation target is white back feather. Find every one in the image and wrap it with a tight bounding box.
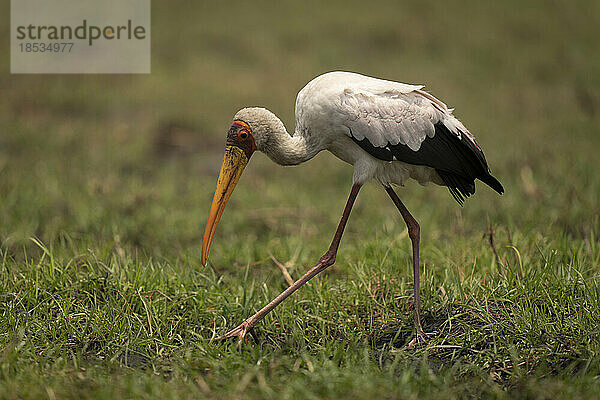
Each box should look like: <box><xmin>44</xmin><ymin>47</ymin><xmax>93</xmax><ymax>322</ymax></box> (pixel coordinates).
<box><xmin>295</xmin><ymin>71</ymin><xmax>474</xmax><ymax>152</ymax></box>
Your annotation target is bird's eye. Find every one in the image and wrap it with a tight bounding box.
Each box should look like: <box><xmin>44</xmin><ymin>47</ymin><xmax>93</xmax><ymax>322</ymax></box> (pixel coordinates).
<box><xmin>239</xmin><ymin>130</ymin><xmax>249</xmax><ymax>139</ymax></box>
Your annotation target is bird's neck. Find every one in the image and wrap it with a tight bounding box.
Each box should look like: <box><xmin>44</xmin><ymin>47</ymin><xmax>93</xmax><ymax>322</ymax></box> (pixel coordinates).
<box><xmin>261</xmin><ymin>119</ymin><xmax>321</xmax><ymax>166</ymax></box>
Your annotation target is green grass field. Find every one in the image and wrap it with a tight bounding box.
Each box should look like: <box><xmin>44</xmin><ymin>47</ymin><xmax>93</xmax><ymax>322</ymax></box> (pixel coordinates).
<box><xmin>1</xmin><ymin>0</ymin><xmax>600</xmax><ymax>398</ymax></box>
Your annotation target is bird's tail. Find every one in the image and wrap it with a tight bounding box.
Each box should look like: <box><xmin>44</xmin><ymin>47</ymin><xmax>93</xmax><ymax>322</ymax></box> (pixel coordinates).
<box><xmin>438</xmin><ymin>170</ymin><xmax>504</xmax><ymax>206</ymax></box>
<box><xmin>479</xmin><ymin>174</ymin><xmax>504</xmax><ymax>195</ymax></box>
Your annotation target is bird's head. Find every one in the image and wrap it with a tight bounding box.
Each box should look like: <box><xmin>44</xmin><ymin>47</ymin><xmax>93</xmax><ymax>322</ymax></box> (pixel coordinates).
<box><xmin>201</xmin><ymin>107</ymin><xmax>279</xmax><ymax>265</ymax></box>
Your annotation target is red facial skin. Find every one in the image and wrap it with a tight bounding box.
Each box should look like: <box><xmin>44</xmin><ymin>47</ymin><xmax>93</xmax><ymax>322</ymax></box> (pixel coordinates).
<box><xmin>226</xmin><ymin>120</ymin><xmax>256</xmax><ymax>160</ymax></box>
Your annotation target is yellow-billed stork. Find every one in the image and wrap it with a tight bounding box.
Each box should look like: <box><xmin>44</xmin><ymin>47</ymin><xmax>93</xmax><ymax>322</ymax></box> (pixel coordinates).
<box><xmin>202</xmin><ymin>71</ymin><xmax>504</xmax><ymax>345</ymax></box>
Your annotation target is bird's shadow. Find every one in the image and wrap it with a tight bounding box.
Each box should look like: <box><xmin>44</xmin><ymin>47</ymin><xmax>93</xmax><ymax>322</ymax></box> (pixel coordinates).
<box><xmin>370</xmin><ymin>302</ymin><xmax>493</xmax><ymax>353</ymax></box>
<box><xmin>371</xmin><ymin>309</ymin><xmax>449</xmax><ymax>349</ymax></box>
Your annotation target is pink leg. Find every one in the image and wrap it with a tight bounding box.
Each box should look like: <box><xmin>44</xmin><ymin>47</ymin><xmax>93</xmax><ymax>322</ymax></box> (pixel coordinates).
<box><xmin>384</xmin><ymin>186</ymin><xmax>429</xmax><ymax>346</ymax></box>
<box><xmin>218</xmin><ymin>184</ymin><xmax>362</xmax><ymax>343</ymax></box>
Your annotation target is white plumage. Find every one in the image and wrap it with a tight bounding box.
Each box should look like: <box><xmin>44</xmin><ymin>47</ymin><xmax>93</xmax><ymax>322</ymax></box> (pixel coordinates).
<box><xmin>296</xmin><ymin>71</ymin><xmax>475</xmax><ymax>151</ymax></box>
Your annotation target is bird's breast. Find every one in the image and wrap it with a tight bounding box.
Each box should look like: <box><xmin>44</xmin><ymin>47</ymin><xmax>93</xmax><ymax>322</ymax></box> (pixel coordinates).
<box><xmin>326</xmin><ymin>134</ymin><xmax>363</xmax><ymax>166</ymax></box>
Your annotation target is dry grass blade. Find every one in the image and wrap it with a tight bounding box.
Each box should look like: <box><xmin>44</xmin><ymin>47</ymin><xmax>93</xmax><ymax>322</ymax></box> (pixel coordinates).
<box><xmin>269</xmin><ymin>252</ymin><xmax>295</xmax><ymax>287</ymax></box>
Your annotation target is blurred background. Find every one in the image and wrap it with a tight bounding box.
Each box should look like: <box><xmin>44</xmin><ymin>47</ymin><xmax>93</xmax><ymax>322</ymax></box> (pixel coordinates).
<box><xmin>1</xmin><ymin>0</ymin><xmax>599</xmax><ymax>266</ymax></box>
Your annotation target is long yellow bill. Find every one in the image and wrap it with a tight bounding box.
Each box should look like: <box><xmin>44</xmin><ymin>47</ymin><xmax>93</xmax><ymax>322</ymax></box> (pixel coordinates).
<box><xmin>201</xmin><ymin>146</ymin><xmax>248</xmax><ymax>265</ymax></box>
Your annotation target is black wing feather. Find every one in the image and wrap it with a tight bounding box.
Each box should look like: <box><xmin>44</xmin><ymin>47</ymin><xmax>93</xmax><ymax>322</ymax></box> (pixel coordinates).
<box><xmin>350</xmin><ymin>123</ymin><xmax>504</xmax><ymax>204</ymax></box>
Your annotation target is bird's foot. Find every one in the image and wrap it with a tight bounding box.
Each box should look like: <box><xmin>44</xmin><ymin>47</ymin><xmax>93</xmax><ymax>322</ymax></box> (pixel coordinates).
<box><xmin>216</xmin><ymin>320</ymin><xmax>257</xmax><ymax>345</ymax></box>
<box><xmin>407</xmin><ymin>328</ymin><xmax>433</xmax><ymax>347</ymax></box>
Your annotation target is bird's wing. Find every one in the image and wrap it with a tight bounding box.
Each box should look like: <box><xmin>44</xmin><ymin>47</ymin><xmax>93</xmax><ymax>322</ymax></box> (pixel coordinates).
<box><xmin>337</xmin><ymin>82</ymin><xmax>472</xmax><ymax>152</ymax></box>
<box><xmin>320</xmin><ymin>73</ymin><xmax>503</xmax><ymax>203</ymax></box>
<box><xmin>296</xmin><ymin>72</ymin><xmax>476</xmax><ymax>152</ymax></box>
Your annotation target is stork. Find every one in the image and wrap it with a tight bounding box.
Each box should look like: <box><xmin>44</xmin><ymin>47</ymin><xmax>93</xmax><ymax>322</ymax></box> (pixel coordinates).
<box><xmin>201</xmin><ymin>71</ymin><xmax>504</xmax><ymax>345</ymax></box>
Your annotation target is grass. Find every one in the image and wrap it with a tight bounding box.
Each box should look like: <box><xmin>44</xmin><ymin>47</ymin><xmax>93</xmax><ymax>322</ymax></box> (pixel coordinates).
<box><xmin>1</xmin><ymin>0</ymin><xmax>600</xmax><ymax>398</ymax></box>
